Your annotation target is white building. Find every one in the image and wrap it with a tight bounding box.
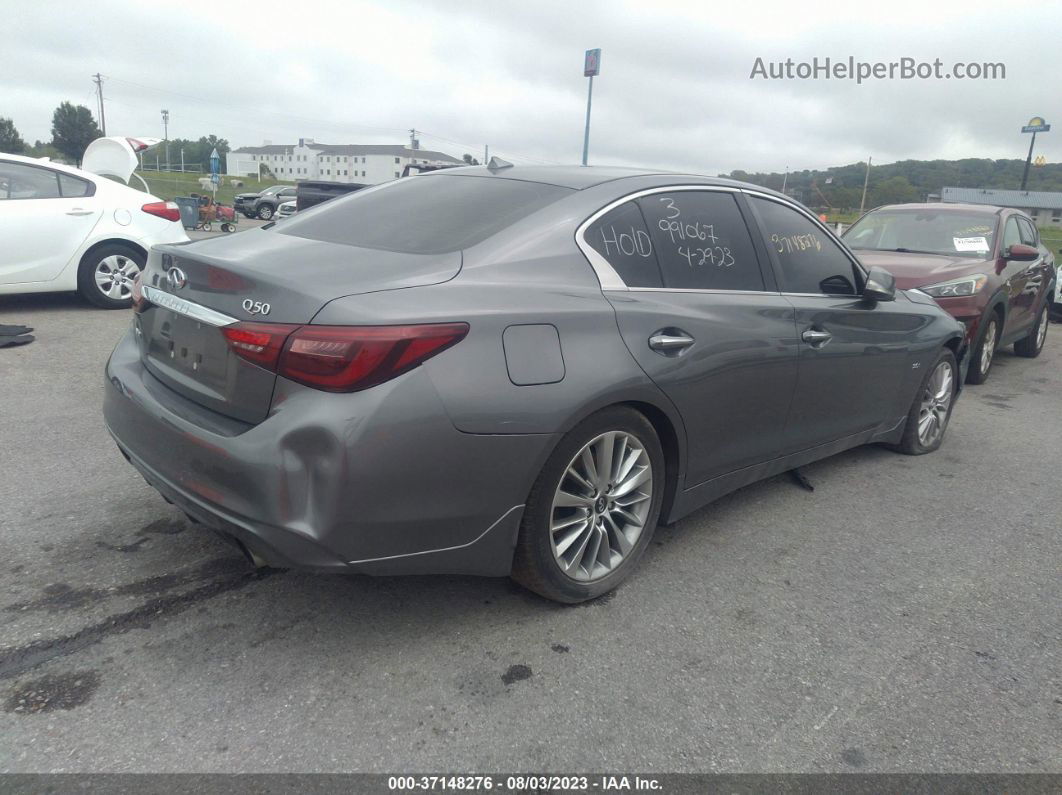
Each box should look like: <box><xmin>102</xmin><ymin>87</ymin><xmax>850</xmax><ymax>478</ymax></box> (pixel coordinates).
<box><xmin>226</xmin><ymin>139</ymin><xmax>464</xmax><ymax>185</ymax></box>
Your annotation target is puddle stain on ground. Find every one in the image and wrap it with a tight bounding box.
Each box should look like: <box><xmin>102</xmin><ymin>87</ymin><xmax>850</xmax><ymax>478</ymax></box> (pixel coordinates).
<box><xmin>4</xmin><ymin>670</ymin><xmax>101</xmax><ymax>714</ymax></box>
<box><xmin>0</xmin><ymin>568</ymin><xmax>281</xmax><ymax>682</ymax></box>
<box><xmin>501</xmin><ymin>664</ymin><xmax>532</xmax><ymax>685</ymax></box>
<box><xmin>5</xmin><ymin>557</ymin><xmax>246</xmax><ymax>613</ymax></box>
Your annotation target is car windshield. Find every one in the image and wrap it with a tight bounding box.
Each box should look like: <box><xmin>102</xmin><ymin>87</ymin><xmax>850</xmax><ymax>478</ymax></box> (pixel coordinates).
<box><xmin>279</xmin><ymin>174</ymin><xmax>573</xmax><ymax>254</ymax></box>
<box><xmin>263</xmin><ymin>186</ymin><xmax>284</xmax><ymax>195</ymax></box>
<box><xmin>844</xmin><ymin>210</ymin><xmax>997</xmax><ymax>259</ymax></box>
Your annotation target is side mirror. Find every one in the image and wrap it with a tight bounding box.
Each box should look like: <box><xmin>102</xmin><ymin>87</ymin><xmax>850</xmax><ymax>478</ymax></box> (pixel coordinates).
<box><xmin>1006</xmin><ymin>243</ymin><xmax>1039</xmax><ymax>262</ymax></box>
<box><xmin>862</xmin><ymin>265</ymin><xmax>895</xmax><ymax>302</ymax></box>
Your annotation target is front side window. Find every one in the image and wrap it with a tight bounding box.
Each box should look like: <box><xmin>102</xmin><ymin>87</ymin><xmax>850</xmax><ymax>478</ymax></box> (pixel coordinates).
<box><xmin>1017</xmin><ymin>216</ymin><xmax>1038</xmax><ymax>246</ymax></box>
<box><xmin>0</xmin><ymin>161</ymin><xmax>62</xmax><ymax>200</ymax></box>
<box><xmin>583</xmin><ymin>200</ymin><xmax>662</xmax><ymax>288</ymax></box>
<box><xmin>636</xmin><ymin>191</ymin><xmax>764</xmax><ymax>291</ymax></box>
<box><xmin>1002</xmin><ymin>217</ymin><xmax>1021</xmax><ymax>251</ymax></box>
<box><xmin>750</xmin><ymin>196</ymin><xmax>858</xmax><ymax>296</ymax></box>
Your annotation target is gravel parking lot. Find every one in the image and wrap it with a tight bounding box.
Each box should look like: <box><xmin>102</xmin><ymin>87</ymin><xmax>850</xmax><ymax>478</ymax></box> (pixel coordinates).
<box><xmin>0</xmin><ymin>291</ymin><xmax>1059</xmax><ymax>773</ymax></box>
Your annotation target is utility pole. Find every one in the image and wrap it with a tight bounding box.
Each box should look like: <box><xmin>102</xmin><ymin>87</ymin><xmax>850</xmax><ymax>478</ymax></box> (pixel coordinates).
<box><xmin>781</xmin><ymin>166</ymin><xmax>788</xmax><ymax>193</ymax></box>
<box><xmin>484</xmin><ymin>144</ymin><xmax>488</xmax><ymax>165</ymax></box>
<box><xmin>859</xmin><ymin>156</ymin><xmax>872</xmax><ymax>214</ymax></box>
<box><xmin>409</xmin><ymin>128</ymin><xmax>419</xmax><ymax>150</ymax></box>
<box><xmin>581</xmin><ymin>48</ymin><xmax>601</xmax><ymax>166</ymax></box>
<box><xmin>92</xmin><ymin>73</ymin><xmax>107</xmax><ymax>136</ymax></box>
<box><xmin>161</xmin><ymin>109</ymin><xmax>169</xmax><ymax>171</ymax></box>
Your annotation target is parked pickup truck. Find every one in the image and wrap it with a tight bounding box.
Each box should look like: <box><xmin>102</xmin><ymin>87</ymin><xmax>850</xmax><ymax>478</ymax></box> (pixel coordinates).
<box><xmin>295</xmin><ymin>180</ymin><xmax>369</xmax><ymax>212</ymax></box>
<box><xmin>233</xmin><ymin>185</ymin><xmax>297</xmax><ymax>220</ymax></box>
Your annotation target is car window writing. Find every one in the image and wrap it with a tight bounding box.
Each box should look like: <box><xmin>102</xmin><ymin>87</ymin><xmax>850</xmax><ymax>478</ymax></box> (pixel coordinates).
<box><xmin>750</xmin><ymin>197</ymin><xmax>857</xmax><ymax>295</ymax></box>
<box><xmin>636</xmin><ymin>192</ymin><xmax>764</xmax><ymax>291</ymax></box>
<box><xmin>584</xmin><ymin>200</ymin><xmax>663</xmax><ymax>288</ymax></box>
<box><xmin>0</xmin><ymin>162</ymin><xmax>61</xmax><ymax>200</ymax></box>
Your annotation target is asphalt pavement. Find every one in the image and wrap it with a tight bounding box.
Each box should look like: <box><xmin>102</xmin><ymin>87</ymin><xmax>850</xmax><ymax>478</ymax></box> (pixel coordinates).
<box><xmin>0</xmin><ymin>290</ymin><xmax>1059</xmax><ymax>773</ymax></box>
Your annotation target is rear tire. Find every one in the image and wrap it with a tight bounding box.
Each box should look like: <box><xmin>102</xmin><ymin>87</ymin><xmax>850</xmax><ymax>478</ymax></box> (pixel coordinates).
<box><xmin>965</xmin><ymin>313</ymin><xmax>999</xmax><ymax>385</ymax></box>
<box><xmin>511</xmin><ymin>407</ymin><xmax>665</xmax><ymax>604</ymax></box>
<box><xmin>892</xmin><ymin>348</ymin><xmax>958</xmax><ymax>456</ymax></box>
<box><xmin>1014</xmin><ymin>303</ymin><xmax>1048</xmax><ymax>358</ymax></box>
<box><xmin>76</xmin><ymin>243</ymin><xmax>145</xmax><ymax>309</ymax></box>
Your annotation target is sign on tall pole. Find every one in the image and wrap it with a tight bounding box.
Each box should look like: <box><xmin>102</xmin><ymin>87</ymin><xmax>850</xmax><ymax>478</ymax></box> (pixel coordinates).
<box><xmin>1020</xmin><ymin>116</ymin><xmax>1050</xmax><ymax>191</ymax></box>
<box><xmin>581</xmin><ymin>48</ymin><xmax>601</xmax><ymax>166</ymax></box>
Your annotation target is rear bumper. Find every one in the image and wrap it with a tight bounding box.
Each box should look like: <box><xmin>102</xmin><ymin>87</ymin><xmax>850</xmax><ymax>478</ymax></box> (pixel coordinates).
<box><xmin>104</xmin><ymin>326</ymin><xmax>556</xmax><ymax>576</ymax></box>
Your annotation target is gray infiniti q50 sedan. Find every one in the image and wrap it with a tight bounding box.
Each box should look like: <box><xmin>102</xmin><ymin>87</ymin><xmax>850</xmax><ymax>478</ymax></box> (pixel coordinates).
<box><xmin>104</xmin><ymin>165</ymin><xmax>967</xmax><ymax>603</ymax></box>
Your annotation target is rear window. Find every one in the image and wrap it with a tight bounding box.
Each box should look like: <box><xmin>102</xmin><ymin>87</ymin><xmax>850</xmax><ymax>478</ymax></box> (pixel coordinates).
<box><xmin>279</xmin><ymin>175</ymin><xmax>572</xmax><ymax>254</ymax></box>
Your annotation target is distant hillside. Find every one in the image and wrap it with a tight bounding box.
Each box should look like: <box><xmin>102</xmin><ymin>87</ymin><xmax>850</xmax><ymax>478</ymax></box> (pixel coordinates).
<box><xmin>720</xmin><ymin>158</ymin><xmax>1062</xmax><ymax>211</ymax></box>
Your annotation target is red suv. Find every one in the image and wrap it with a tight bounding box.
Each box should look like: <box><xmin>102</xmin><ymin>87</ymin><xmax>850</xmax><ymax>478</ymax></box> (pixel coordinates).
<box><xmin>844</xmin><ymin>203</ymin><xmax>1056</xmax><ymax>384</ymax></box>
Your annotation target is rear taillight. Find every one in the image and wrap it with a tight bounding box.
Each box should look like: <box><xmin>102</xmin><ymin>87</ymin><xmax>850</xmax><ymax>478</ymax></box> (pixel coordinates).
<box><xmin>220</xmin><ymin>323</ymin><xmax>295</xmax><ymax>369</ymax></box>
<box><xmin>221</xmin><ymin>322</ymin><xmax>468</xmax><ymax>392</ymax></box>
<box><xmin>141</xmin><ymin>201</ymin><xmax>181</xmax><ymax>222</ymax></box>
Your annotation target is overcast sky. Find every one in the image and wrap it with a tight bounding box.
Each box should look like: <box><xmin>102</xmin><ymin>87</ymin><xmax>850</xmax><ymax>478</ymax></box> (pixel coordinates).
<box><xmin>4</xmin><ymin>0</ymin><xmax>1059</xmax><ymax>173</ymax></box>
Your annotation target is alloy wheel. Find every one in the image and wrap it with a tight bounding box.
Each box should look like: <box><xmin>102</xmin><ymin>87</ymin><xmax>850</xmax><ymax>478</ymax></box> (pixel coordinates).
<box><xmin>94</xmin><ymin>254</ymin><xmax>141</xmax><ymax>301</ymax></box>
<box><xmin>550</xmin><ymin>431</ymin><xmax>653</xmax><ymax>582</ymax></box>
<box><xmin>979</xmin><ymin>318</ymin><xmax>997</xmax><ymax>375</ymax></box>
<box><xmin>917</xmin><ymin>359</ymin><xmax>954</xmax><ymax>447</ymax></box>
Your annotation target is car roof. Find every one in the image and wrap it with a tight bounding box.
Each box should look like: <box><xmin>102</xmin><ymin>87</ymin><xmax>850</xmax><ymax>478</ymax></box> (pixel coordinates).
<box><xmin>419</xmin><ymin>164</ymin><xmax>782</xmax><ymax>195</ymax></box>
<box><xmin>873</xmin><ymin>202</ymin><xmax>1007</xmax><ymax>216</ymax></box>
<box><xmin>0</xmin><ymin>151</ymin><xmax>96</xmax><ymax>180</ymax></box>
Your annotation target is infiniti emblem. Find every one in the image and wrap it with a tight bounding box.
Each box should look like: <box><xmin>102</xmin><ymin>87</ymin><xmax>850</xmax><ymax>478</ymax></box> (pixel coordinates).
<box><xmin>165</xmin><ymin>267</ymin><xmax>187</xmax><ymax>290</ymax></box>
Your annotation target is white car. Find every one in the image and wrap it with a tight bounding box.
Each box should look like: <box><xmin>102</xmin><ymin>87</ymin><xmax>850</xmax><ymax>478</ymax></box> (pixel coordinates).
<box><xmin>0</xmin><ymin>137</ymin><xmax>188</xmax><ymax>309</ymax></box>
<box><xmin>276</xmin><ymin>199</ymin><xmax>296</xmax><ymax>220</ymax></box>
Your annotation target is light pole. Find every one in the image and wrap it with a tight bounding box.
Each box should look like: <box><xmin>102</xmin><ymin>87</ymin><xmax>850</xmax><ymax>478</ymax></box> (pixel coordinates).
<box><xmin>161</xmin><ymin>109</ymin><xmax>169</xmax><ymax>171</ymax></box>
<box><xmin>581</xmin><ymin>49</ymin><xmax>601</xmax><ymax>166</ymax></box>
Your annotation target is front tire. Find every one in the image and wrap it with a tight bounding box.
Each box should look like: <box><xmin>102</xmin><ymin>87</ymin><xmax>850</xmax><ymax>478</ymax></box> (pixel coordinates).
<box><xmin>76</xmin><ymin>244</ymin><xmax>145</xmax><ymax>309</ymax></box>
<box><xmin>511</xmin><ymin>407</ymin><xmax>665</xmax><ymax>604</ymax></box>
<box><xmin>1014</xmin><ymin>303</ymin><xmax>1049</xmax><ymax>358</ymax></box>
<box><xmin>257</xmin><ymin>204</ymin><xmax>274</xmax><ymax>220</ymax></box>
<box><xmin>892</xmin><ymin>348</ymin><xmax>958</xmax><ymax>456</ymax></box>
<box><xmin>966</xmin><ymin>313</ymin><xmax>999</xmax><ymax>384</ymax></box>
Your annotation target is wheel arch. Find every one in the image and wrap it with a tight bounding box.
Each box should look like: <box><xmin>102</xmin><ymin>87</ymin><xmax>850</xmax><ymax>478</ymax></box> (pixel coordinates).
<box><xmin>77</xmin><ymin>237</ymin><xmax>149</xmax><ymax>270</ymax></box>
<box><xmin>549</xmin><ymin>392</ymin><xmax>688</xmax><ymax>529</ymax></box>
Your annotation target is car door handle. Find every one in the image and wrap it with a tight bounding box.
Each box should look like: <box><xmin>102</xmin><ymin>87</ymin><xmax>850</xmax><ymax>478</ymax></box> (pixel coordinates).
<box><xmin>648</xmin><ymin>332</ymin><xmax>695</xmax><ymax>353</ymax></box>
<box><xmin>66</xmin><ymin>209</ymin><xmax>94</xmax><ymax>216</ymax></box>
<box><xmin>801</xmin><ymin>329</ymin><xmax>832</xmax><ymax>347</ymax></box>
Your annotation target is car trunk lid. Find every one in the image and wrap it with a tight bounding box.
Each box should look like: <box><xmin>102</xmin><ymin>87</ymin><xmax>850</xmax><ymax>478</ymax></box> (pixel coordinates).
<box><xmin>136</xmin><ymin>228</ymin><xmax>461</xmax><ymax>424</ymax></box>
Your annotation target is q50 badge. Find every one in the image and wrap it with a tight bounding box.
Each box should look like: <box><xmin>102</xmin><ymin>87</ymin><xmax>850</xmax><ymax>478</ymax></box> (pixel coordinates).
<box><xmin>242</xmin><ymin>299</ymin><xmax>271</xmax><ymax>316</ymax></box>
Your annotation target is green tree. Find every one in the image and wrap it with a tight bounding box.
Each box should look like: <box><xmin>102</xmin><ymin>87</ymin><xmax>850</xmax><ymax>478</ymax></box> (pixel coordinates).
<box><xmin>0</xmin><ymin>117</ymin><xmax>25</xmax><ymax>153</ymax></box>
<box><xmin>462</xmin><ymin>153</ymin><xmax>480</xmax><ymax>165</ymax></box>
<box><xmin>870</xmin><ymin>175</ymin><xmax>921</xmax><ymax>206</ymax></box>
<box><xmin>50</xmin><ymin>102</ymin><xmax>101</xmax><ymax>165</ymax></box>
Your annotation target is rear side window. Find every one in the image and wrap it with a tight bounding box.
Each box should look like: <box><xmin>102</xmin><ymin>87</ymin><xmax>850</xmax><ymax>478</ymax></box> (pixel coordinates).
<box><xmin>637</xmin><ymin>191</ymin><xmax>764</xmax><ymax>291</ymax></box>
<box><xmin>58</xmin><ymin>173</ymin><xmax>92</xmax><ymax>198</ymax></box>
<box><xmin>280</xmin><ymin>175</ymin><xmax>572</xmax><ymax>254</ymax></box>
<box><xmin>0</xmin><ymin>161</ymin><xmax>61</xmax><ymax>200</ymax></box>
<box><xmin>749</xmin><ymin>196</ymin><xmax>859</xmax><ymax>296</ymax></box>
<box><xmin>583</xmin><ymin>200</ymin><xmax>663</xmax><ymax>288</ymax></box>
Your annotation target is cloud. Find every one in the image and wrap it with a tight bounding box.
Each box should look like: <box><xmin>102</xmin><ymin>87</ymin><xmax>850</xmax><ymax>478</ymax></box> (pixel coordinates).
<box><xmin>3</xmin><ymin>0</ymin><xmax>1058</xmax><ymax>173</ymax></box>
